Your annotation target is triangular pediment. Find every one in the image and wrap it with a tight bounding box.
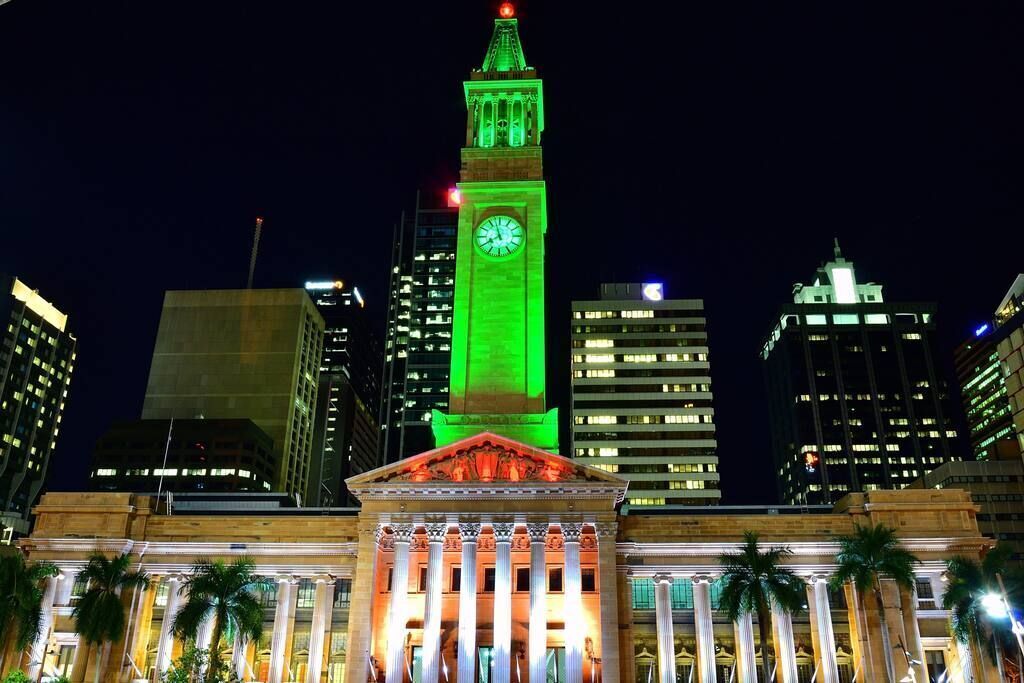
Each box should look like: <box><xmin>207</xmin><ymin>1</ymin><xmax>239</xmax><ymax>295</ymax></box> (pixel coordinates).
<box><xmin>346</xmin><ymin>432</ymin><xmax>627</xmax><ymax>502</ymax></box>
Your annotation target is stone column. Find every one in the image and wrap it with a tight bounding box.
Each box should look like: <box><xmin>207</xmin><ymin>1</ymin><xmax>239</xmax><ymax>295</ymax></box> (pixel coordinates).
<box><xmin>527</xmin><ymin>522</ymin><xmax>550</xmax><ymax>683</ymax></box>
<box><xmin>900</xmin><ymin>583</ymin><xmax>929</xmax><ymax>683</ymax></box>
<box><xmin>27</xmin><ymin>573</ymin><xmax>60</xmax><ymax>681</ymax></box>
<box><xmin>422</xmin><ymin>522</ymin><xmax>449</xmax><ymax>683</ymax></box>
<box><xmin>155</xmin><ymin>576</ymin><xmax>184</xmax><ymax>676</ymax></box>
<box><xmin>771</xmin><ymin>604</ymin><xmax>798</xmax><ymax>683</ymax></box>
<box><xmin>654</xmin><ymin>574</ymin><xmax>676</xmax><ymax>683</ymax></box>
<box><xmin>344</xmin><ymin>522</ymin><xmax>383</xmax><ymax>683</ymax></box>
<box><xmin>562</xmin><ymin>522</ymin><xmax>584</xmax><ymax>683</ymax></box>
<box><xmin>692</xmin><ymin>575</ymin><xmax>717</xmax><ymax>683</ymax></box>
<box><xmin>305</xmin><ymin>575</ymin><xmax>335</xmax><ymax>683</ymax></box>
<box><xmin>595</xmin><ymin>521</ymin><xmax>621</xmax><ymax>683</ymax></box>
<box><xmin>733</xmin><ymin>612</ymin><xmax>757</xmax><ymax>683</ymax></box>
<box><xmin>492</xmin><ymin>522</ymin><xmax>516</xmax><ymax>683</ymax></box>
<box><xmin>268</xmin><ymin>576</ymin><xmax>297</xmax><ymax>683</ymax></box>
<box><xmin>386</xmin><ymin>524</ymin><xmax>415</xmax><ymax>683</ymax></box>
<box><xmin>457</xmin><ymin>522</ymin><xmax>481</xmax><ymax>683</ymax></box>
<box><xmin>809</xmin><ymin>575</ymin><xmax>839</xmax><ymax>683</ymax></box>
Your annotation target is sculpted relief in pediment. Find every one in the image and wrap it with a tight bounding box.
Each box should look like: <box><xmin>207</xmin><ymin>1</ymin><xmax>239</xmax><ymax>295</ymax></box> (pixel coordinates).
<box><xmin>390</xmin><ymin>443</ymin><xmax>575</xmax><ymax>484</ymax></box>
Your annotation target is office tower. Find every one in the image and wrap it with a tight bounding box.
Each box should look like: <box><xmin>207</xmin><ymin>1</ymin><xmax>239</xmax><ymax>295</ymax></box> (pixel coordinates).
<box><xmin>0</xmin><ymin>276</ymin><xmax>76</xmax><ymax>535</ymax></box>
<box><xmin>953</xmin><ymin>274</ymin><xmax>1024</xmax><ymax>462</ymax></box>
<box><xmin>994</xmin><ymin>274</ymin><xmax>1024</xmax><ymax>458</ymax></box>
<box><xmin>304</xmin><ymin>279</ymin><xmax>382</xmax><ymax>506</ymax></box>
<box><xmin>379</xmin><ymin>193</ymin><xmax>458</xmax><ymax>464</ymax></box>
<box><xmin>142</xmin><ymin>288</ymin><xmax>324</xmax><ymax>500</ymax></box>
<box><xmin>570</xmin><ymin>283</ymin><xmax>720</xmax><ymax>508</ymax></box>
<box><xmin>89</xmin><ymin>418</ymin><xmax>276</xmax><ymax>493</ymax></box>
<box><xmin>762</xmin><ymin>242</ymin><xmax>958</xmax><ymax>505</ymax></box>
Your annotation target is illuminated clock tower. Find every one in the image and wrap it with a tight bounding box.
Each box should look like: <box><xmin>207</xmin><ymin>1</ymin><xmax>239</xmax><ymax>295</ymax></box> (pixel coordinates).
<box><xmin>431</xmin><ymin>2</ymin><xmax>558</xmax><ymax>451</ymax></box>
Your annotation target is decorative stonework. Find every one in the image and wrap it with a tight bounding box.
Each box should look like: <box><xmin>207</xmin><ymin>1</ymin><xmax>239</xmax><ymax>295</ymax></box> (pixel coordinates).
<box><xmin>391</xmin><ymin>524</ymin><xmax>415</xmax><ymax>544</ymax></box>
<box><xmin>458</xmin><ymin>522</ymin><xmax>482</xmax><ymax>542</ymax></box>
<box><xmin>424</xmin><ymin>522</ymin><xmax>449</xmax><ymax>542</ymax></box>
<box><xmin>526</xmin><ymin>522</ymin><xmax>550</xmax><ymax>542</ymax></box>
<box><xmin>395</xmin><ymin>443</ymin><xmax>574</xmax><ymax>484</ymax></box>
<box><xmin>492</xmin><ymin>522</ymin><xmax>516</xmax><ymax>542</ymax></box>
<box><xmin>561</xmin><ymin>522</ymin><xmax>583</xmax><ymax>542</ymax></box>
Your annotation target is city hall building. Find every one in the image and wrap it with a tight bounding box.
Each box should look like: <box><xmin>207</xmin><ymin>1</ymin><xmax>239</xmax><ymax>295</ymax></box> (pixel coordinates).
<box><xmin>12</xmin><ymin>6</ymin><xmax>1002</xmax><ymax>683</ymax></box>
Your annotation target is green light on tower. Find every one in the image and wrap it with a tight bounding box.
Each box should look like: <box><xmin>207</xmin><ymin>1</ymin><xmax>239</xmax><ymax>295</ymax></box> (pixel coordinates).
<box><xmin>432</xmin><ymin>4</ymin><xmax>558</xmax><ymax>452</ymax></box>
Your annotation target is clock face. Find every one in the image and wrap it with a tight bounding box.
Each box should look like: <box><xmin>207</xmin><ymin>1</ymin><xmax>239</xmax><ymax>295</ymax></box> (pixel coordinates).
<box><xmin>474</xmin><ymin>215</ymin><xmax>524</xmax><ymax>258</ymax></box>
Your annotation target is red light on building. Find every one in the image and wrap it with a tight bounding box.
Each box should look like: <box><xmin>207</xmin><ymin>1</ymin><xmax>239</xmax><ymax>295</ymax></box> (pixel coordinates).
<box><xmin>447</xmin><ymin>188</ymin><xmax>462</xmax><ymax>207</ymax></box>
<box><xmin>804</xmin><ymin>452</ymin><xmax>819</xmax><ymax>473</ymax></box>
<box><xmin>499</xmin><ymin>2</ymin><xmax>515</xmax><ymax>19</ymax></box>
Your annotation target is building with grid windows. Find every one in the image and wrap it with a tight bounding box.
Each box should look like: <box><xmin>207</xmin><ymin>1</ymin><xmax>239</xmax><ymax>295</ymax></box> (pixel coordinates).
<box><xmin>141</xmin><ymin>288</ymin><xmax>324</xmax><ymax>499</ymax></box>
<box><xmin>304</xmin><ymin>280</ymin><xmax>382</xmax><ymax>506</ymax></box>
<box><xmin>953</xmin><ymin>274</ymin><xmax>1024</xmax><ymax>463</ymax></box>
<box><xmin>762</xmin><ymin>242</ymin><xmax>959</xmax><ymax>505</ymax></box>
<box><xmin>379</xmin><ymin>193</ymin><xmax>458</xmax><ymax>465</ymax></box>
<box><xmin>994</xmin><ymin>274</ymin><xmax>1024</xmax><ymax>457</ymax></box>
<box><xmin>571</xmin><ymin>283</ymin><xmax>720</xmax><ymax>508</ymax></box>
<box><xmin>0</xmin><ymin>275</ymin><xmax>76</xmax><ymax>536</ymax></box>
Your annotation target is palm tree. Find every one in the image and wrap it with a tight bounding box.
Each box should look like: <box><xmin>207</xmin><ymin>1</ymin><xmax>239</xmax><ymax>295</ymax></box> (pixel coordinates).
<box><xmin>942</xmin><ymin>544</ymin><xmax>1023</xmax><ymax>680</ymax></box>
<box><xmin>172</xmin><ymin>558</ymin><xmax>270</xmax><ymax>683</ymax></box>
<box><xmin>72</xmin><ymin>553</ymin><xmax>149</xmax><ymax>683</ymax></box>
<box><xmin>0</xmin><ymin>551</ymin><xmax>58</xmax><ymax>673</ymax></box>
<box><xmin>718</xmin><ymin>530</ymin><xmax>806</xmax><ymax>682</ymax></box>
<box><xmin>831</xmin><ymin>523</ymin><xmax>919</xmax><ymax>683</ymax></box>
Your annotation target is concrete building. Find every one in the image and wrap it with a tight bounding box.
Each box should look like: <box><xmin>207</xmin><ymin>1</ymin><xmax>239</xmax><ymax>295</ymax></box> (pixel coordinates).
<box><xmin>88</xmin><ymin>418</ymin><xmax>277</xmax><ymax>494</ymax></box>
<box><xmin>762</xmin><ymin>243</ymin><xmax>959</xmax><ymax>505</ymax></box>
<box><xmin>0</xmin><ymin>275</ymin><xmax>76</xmax><ymax>536</ymax></box>
<box><xmin>379</xmin><ymin>195</ymin><xmax>458</xmax><ymax>465</ymax></box>
<box><xmin>141</xmin><ymin>288</ymin><xmax>324</xmax><ymax>500</ymax></box>
<box><xmin>994</xmin><ymin>274</ymin><xmax>1024</xmax><ymax>458</ymax></box>
<box><xmin>305</xmin><ymin>280</ymin><xmax>382</xmax><ymax>506</ymax></box>
<box><xmin>953</xmin><ymin>274</ymin><xmax>1024</xmax><ymax>462</ymax></box>
<box><xmin>571</xmin><ymin>283</ymin><xmax>720</xmax><ymax>508</ymax></box>
<box><xmin>910</xmin><ymin>453</ymin><xmax>1024</xmax><ymax>563</ymax></box>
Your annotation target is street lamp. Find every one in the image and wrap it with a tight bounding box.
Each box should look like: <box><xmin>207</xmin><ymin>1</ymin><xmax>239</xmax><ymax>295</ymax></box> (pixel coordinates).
<box><xmin>981</xmin><ymin>592</ymin><xmax>1010</xmax><ymax>620</ymax></box>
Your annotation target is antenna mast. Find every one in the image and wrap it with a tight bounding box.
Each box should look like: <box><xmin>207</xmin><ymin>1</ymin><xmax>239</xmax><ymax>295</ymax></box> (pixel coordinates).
<box><xmin>247</xmin><ymin>216</ymin><xmax>264</xmax><ymax>288</ymax></box>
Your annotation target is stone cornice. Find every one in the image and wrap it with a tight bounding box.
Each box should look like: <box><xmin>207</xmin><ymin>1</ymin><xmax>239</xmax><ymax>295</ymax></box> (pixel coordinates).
<box><xmin>616</xmin><ymin>537</ymin><xmax>990</xmax><ymax>558</ymax></box>
<box><xmin>23</xmin><ymin>538</ymin><xmax>360</xmax><ymax>558</ymax></box>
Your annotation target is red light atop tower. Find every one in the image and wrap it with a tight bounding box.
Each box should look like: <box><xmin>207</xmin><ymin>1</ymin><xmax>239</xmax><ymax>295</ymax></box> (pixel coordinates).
<box><xmin>499</xmin><ymin>2</ymin><xmax>515</xmax><ymax>18</ymax></box>
<box><xmin>447</xmin><ymin>188</ymin><xmax>463</xmax><ymax>207</ymax></box>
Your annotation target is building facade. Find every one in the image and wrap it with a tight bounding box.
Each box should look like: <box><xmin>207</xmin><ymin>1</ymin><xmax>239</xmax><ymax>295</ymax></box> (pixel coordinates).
<box><xmin>911</xmin><ymin>455</ymin><xmax>1024</xmax><ymax>563</ymax></box>
<box><xmin>380</xmin><ymin>195</ymin><xmax>458</xmax><ymax>465</ymax></box>
<box><xmin>994</xmin><ymin>275</ymin><xmax>1024</xmax><ymax>458</ymax></box>
<box><xmin>571</xmin><ymin>283</ymin><xmax>720</xmax><ymax>508</ymax></box>
<box><xmin>762</xmin><ymin>244</ymin><xmax>959</xmax><ymax>505</ymax></box>
<box><xmin>305</xmin><ymin>280</ymin><xmax>382</xmax><ymax>506</ymax></box>
<box><xmin>0</xmin><ymin>276</ymin><xmax>76</xmax><ymax>535</ymax></box>
<box><xmin>88</xmin><ymin>418</ymin><xmax>277</xmax><ymax>494</ymax></box>
<box><xmin>953</xmin><ymin>274</ymin><xmax>1024</xmax><ymax>463</ymax></box>
<box><xmin>141</xmin><ymin>288</ymin><xmax>324</xmax><ymax>499</ymax></box>
<box><xmin>16</xmin><ymin>483</ymin><xmax>998</xmax><ymax>683</ymax></box>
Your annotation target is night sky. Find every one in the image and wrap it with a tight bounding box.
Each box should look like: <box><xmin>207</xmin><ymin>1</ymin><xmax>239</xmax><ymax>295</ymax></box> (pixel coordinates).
<box><xmin>3</xmin><ymin>0</ymin><xmax>1023</xmax><ymax>505</ymax></box>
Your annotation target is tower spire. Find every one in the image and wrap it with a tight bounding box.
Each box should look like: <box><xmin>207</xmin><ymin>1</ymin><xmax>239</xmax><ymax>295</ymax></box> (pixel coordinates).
<box><xmin>833</xmin><ymin>237</ymin><xmax>843</xmax><ymax>259</ymax></box>
<box><xmin>481</xmin><ymin>6</ymin><xmax>529</xmax><ymax>72</ymax></box>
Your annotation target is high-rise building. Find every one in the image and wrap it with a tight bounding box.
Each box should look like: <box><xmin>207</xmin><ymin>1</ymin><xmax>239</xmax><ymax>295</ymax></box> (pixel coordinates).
<box><xmin>994</xmin><ymin>274</ymin><xmax>1024</xmax><ymax>458</ymax></box>
<box><xmin>0</xmin><ymin>276</ymin><xmax>76</xmax><ymax>535</ymax></box>
<box><xmin>762</xmin><ymin>242</ymin><xmax>959</xmax><ymax>505</ymax></box>
<box><xmin>304</xmin><ymin>279</ymin><xmax>382</xmax><ymax>506</ymax></box>
<box><xmin>379</xmin><ymin>193</ymin><xmax>458</xmax><ymax>464</ymax></box>
<box><xmin>141</xmin><ymin>288</ymin><xmax>324</xmax><ymax>500</ymax></box>
<box><xmin>89</xmin><ymin>418</ymin><xmax>277</xmax><ymax>494</ymax></box>
<box><xmin>953</xmin><ymin>274</ymin><xmax>1024</xmax><ymax>462</ymax></box>
<box><xmin>570</xmin><ymin>283</ymin><xmax>720</xmax><ymax>508</ymax></box>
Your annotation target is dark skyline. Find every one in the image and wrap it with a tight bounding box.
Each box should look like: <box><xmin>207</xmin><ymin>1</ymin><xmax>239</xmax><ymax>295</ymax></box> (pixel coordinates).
<box><xmin>3</xmin><ymin>0</ymin><xmax>1022</xmax><ymax>504</ymax></box>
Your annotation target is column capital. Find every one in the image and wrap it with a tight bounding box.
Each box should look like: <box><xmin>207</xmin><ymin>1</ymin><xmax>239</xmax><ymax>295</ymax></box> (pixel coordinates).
<box><xmin>526</xmin><ymin>522</ymin><xmax>550</xmax><ymax>542</ymax></box>
<box><xmin>391</xmin><ymin>523</ymin><xmax>415</xmax><ymax>543</ymax></box>
<box><xmin>692</xmin><ymin>573</ymin><xmax>717</xmax><ymax>585</ymax></box>
<box><xmin>424</xmin><ymin>522</ymin><xmax>449</xmax><ymax>542</ymax></box>
<box><xmin>275</xmin><ymin>574</ymin><xmax>298</xmax><ymax>584</ymax></box>
<box><xmin>560</xmin><ymin>521</ymin><xmax>583</xmax><ymax>542</ymax></box>
<box><xmin>492</xmin><ymin>521</ymin><xmax>516</xmax><ymax>542</ymax></box>
<box><xmin>594</xmin><ymin>521</ymin><xmax>618</xmax><ymax>539</ymax></box>
<box><xmin>312</xmin><ymin>574</ymin><xmax>335</xmax><ymax>584</ymax></box>
<box><xmin>653</xmin><ymin>573</ymin><xmax>674</xmax><ymax>586</ymax></box>
<box><xmin>807</xmin><ymin>573</ymin><xmax>832</xmax><ymax>585</ymax></box>
<box><xmin>459</xmin><ymin>521</ymin><xmax>482</xmax><ymax>541</ymax></box>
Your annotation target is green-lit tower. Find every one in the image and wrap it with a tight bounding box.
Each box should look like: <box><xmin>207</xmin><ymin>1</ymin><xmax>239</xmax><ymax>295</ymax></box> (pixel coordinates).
<box><xmin>431</xmin><ymin>3</ymin><xmax>558</xmax><ymax>451</ymax></box>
